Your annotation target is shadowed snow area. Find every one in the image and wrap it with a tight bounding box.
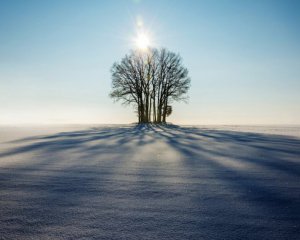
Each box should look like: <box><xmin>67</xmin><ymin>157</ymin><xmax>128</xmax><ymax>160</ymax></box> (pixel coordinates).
<box><xmin>0</xmin><ymin>124</ymin><xmax>299</xmax><ymax>239</ymax></box>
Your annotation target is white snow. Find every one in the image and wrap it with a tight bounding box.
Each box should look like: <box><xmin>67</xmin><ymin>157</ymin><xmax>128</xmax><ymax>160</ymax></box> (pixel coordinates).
<box><xmin>0</xmin><ymin>124</ymin><xmax>299</xmax><ymax>239</ymax></box>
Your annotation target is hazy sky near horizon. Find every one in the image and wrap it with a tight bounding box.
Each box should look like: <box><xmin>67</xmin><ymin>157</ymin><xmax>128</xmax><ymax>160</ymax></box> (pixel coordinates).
<box><xmin>0</xmin><ymin>0</ymin><xmax>299</xmax><ymax>124</ymax></box>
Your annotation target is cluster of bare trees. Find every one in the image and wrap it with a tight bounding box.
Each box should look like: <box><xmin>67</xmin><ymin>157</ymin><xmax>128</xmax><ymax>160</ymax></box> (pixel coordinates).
<box><xmin>110</xmin><ymin>48</ymin><xmax>190</xmax><ymax>123</ymax></box>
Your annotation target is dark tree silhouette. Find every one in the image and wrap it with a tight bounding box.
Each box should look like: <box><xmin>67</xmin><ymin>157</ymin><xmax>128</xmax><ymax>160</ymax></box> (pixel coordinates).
<box><xmin>166</xmin><ymin>105</ymin><xmax>173</xmax><ymax>117</ymax></box>
<box><xmin>110</xmin><ymin>48</ymin><xmax>190</xmax><ymax>123</ymax></box>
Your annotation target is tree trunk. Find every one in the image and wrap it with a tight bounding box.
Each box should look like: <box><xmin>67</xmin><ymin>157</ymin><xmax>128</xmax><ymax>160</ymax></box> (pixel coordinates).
<box><xmin>153</xmin><ymin>93</ymin><xmax>156</xmax><ymax>122</ymax></box>
<box><xmin>162</xmin><ymin>98</ymin><xmax>168</xmax><ymax>123</ymax></box>
<box><xmin>157</xmin><ymin>101</ymin><xmax>162</xmax><ymax>123</ymax></box>
<box><xmin>148</xmin><ymin>95</ymin><xmax>152</xmax><ymax>122</ymax></box>
<box><xmin>145</xmin><ymin>94</ymin><xmax>149</xmax><ymax>123</ymax></box>
<box><xmin>140</xmin><ymin>95</ymin><xmax>145</xmax><ymax>123</ymax></box>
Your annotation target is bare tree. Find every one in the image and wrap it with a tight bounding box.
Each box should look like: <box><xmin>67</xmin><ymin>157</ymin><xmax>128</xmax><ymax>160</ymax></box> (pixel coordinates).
<box><xmin>110</xmin><ymin>48</ymin><xmax>190</xmax><ymax>123</ymax></box>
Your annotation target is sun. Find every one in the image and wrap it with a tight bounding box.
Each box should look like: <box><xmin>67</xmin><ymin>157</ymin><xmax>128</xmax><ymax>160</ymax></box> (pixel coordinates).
<box><xmin>135</xmin><ymin>32</ymin><xmax>150</xmax><ymax>50</ymax></box>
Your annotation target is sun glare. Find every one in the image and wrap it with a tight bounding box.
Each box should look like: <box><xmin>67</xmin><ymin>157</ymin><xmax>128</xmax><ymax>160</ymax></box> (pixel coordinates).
<box><xmin>135</xmin><ymin>32</ymin><xmax>150</xmax><ymax>50</ymax></box>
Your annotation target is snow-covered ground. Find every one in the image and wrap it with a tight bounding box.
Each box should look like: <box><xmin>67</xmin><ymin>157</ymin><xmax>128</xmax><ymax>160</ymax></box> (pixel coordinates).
<box><xmin>0</xmin><ymin>124</ymin><xmax>299</xmax><ymax>239</ymax></box>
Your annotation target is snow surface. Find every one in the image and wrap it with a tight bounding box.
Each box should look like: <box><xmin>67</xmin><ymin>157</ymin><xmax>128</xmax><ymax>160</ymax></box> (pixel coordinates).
<box><xmin>0</xmin><ymin>124</ymin><xmax>299</xmax><ymax>239</ymax></box>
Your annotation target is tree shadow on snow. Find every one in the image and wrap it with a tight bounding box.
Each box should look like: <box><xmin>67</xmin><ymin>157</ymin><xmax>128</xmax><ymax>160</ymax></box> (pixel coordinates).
<box><xmin>0</xmin><ymin>124</ymin><xmax>300</xmax><ymax>239</ymax></box>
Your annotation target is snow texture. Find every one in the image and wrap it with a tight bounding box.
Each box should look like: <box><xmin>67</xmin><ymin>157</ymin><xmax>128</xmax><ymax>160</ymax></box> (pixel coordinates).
<box><xmin>0</xmin><ymin>124</ymin><xmax>299</xmax><ymax>239</ymax></box>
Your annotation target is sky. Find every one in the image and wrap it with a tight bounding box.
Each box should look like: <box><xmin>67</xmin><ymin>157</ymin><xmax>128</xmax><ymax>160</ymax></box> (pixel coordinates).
<box><xmin>0</xmin><ymin>0</ymin><xmax>299</xmax><ymax>125</ymax></box>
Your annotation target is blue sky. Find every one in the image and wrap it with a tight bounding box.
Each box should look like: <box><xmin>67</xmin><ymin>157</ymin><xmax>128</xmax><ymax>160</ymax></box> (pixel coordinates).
<box><xmin>0</xmin><ymin>0</ymin><xmax>299</xmax><ymax>124</ymax></box>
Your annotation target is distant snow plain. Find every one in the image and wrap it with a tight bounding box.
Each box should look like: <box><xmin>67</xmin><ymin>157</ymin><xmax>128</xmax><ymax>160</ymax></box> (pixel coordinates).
<box><xmin>0</xmin><ymin>124</ymin><xmax>299</xmax><ymax>239</ymax></box>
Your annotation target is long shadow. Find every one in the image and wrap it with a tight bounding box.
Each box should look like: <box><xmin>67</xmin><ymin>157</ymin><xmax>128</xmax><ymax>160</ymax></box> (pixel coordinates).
<box><xmin>153</xmin><ymin>124</ymin><xmax>300</xmax><ymax>176</ymax></box>
<box><xmin>150</xmin><ymin>125</ymin><xmax>300</xmax><ymax>215</ymax></box>
<box><xmin>0</xmin><ymin>124</ymin><xmax>300</xmax><ymax>239</ymax></box>
<box><xmin>1</xmin><ymin>125</ymin><xmax>144</xmax><ymax>157</ymax></box>
<box><xmin>0</xmin><ymin>124</ymin><xmax>158</xmax><ymax>238</ymax></box>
